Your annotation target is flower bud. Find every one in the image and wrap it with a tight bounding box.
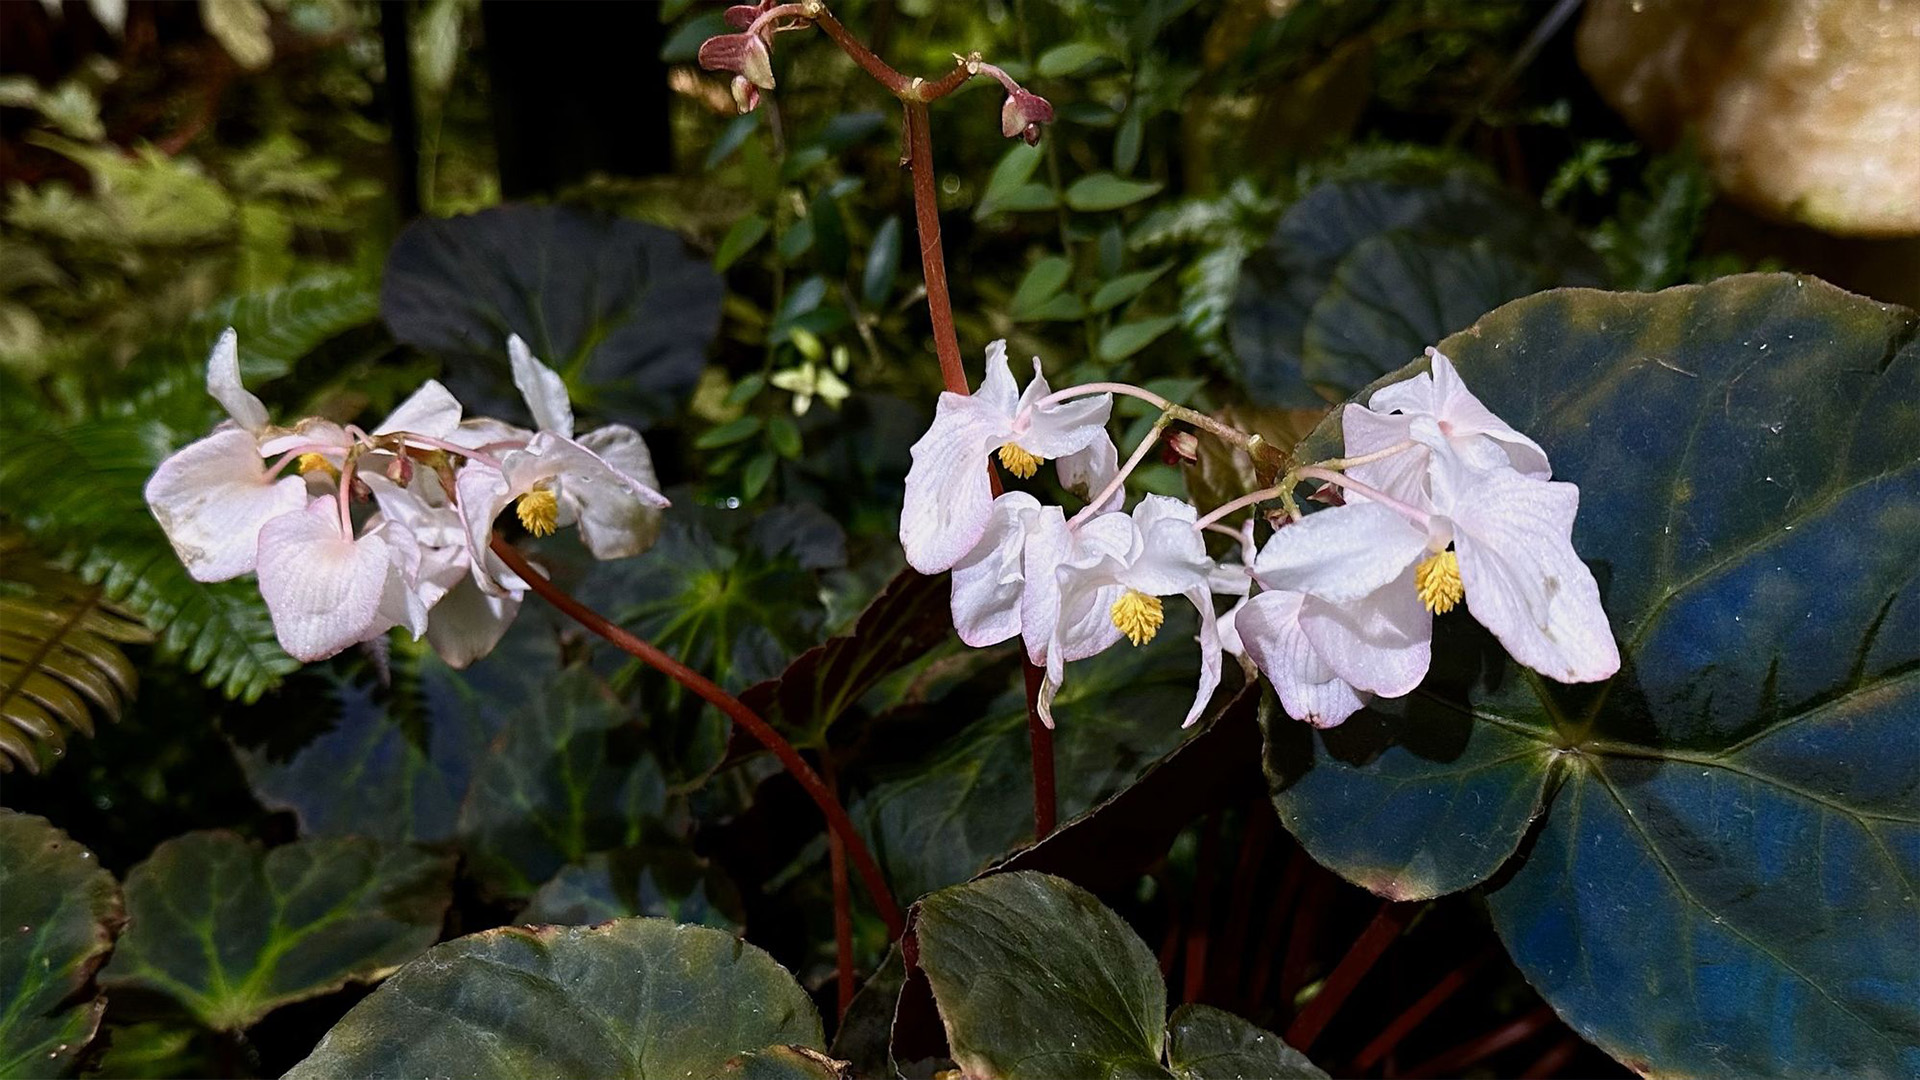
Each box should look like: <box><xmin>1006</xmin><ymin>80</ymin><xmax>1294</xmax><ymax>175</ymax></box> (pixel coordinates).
<box><xmin>385</xmin><ymin>454</ymin><xmax>414</xmax><ymax>486</ymax></box>
<box><xmin>1160</xmin><ymin>430</ymin><xmax>1200</xmax><ymax>466</ymax></box>
<box><xmin>698</xmin><ymin>31</ymin><xmax>776</xmax><ymax>91</ymax></box>
<box><xmin>1309</xmin><ymin>482</ymin><xmax>1345</xmax><ymax>506</ymax></box>
<box><xmin>730</xmin><ymin>75</ymin><xmax>763</xmax><ymax>114</ymax></box>
<box><xmin>1000</xmin><ymin>88</ymin><xmax>1055</xmax><ymax>146</ymax></box>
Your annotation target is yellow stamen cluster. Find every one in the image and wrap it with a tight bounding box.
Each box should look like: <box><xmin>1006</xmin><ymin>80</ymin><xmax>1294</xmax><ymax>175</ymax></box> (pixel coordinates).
<box><xmin>1416</xmin><ymin>550</ymin><xmax>1464</xmax><ymax>614</ymax></box>
<box><xmin>294</xmin><ymin>453</ymin><xmax>339</xmax><ymax>480</ymax></box>
<box><xmin>515</xmin><ymin>488</ymin><xmax>560</xmax><ymax>537</ymax></box>
<box><xmin>1110</xmin><ymin>589</ymin><xmax>1165</xmax><ymax>646</ymax></box>
<box><xmin>996</xmin><ymin>442</ymin><xmax>1043</xmax><ymax>479</ymax></box>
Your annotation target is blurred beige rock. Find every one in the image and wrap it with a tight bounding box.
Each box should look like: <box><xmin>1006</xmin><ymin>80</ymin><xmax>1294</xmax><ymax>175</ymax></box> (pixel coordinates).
<box><xmin>1578</xmin><ymin>0</ymin><xmax>1920</xmax><ymax>237</ymax></box>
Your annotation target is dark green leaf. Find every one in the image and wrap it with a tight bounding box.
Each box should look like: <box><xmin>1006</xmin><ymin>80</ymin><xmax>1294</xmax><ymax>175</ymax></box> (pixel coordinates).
<box><xmin>855</xmin><ymin>617</ymin><xmax>1202</xmax><ymax>901</ymax></box>
<box><xmin>1165</xmin><ymin>1005</ymin><xmax>1327</xmax><ymax>1080</ymax></box>
<box><xmin>1098</xmin><ymin>315</ymin><xmax>1181</xmax><ymax>362</ymax></box>
<box><xmin>916</xmin><ymin>871</ymin><xmax>1169</xmax><ymax>1078</ymax></box>
<box><xmin>861</xmin><ymin>216</ymin><xmax>902</xmax><ymax>308</ymax></box>
<box><xmin>1229</xmin><ymin>168</ymin><xmax>1604</xmax><ymax>407</ymax></box>
<box><xmin>1022</xmin><ymin>293</ymin><xmax>1088</xmax><ymax>322</ymax></box>
<box><xmin>1066</xmin><ymin>173</ymin><xmax>1164</xmax><ymax>213</ymax></box>
<box><xmin>1115</xmin><ymin>108</ymin><xmax>1144</xmax><ymax>176</ymax></box>
<box><xmin>738</xmin><ymin>568</ymin><xmax>948</xmax><ymax>740</ymax></box>
<box><xmin>720</xmin><ymin>1046</ymin><xmax>850</xmax><ymax>1079</ymax></box>
<box><xmin>717</xmin><ymin>214</ymin><xmax>771</xmax><ymax>273</ymax></box>
<box><xmin>706</xmin><ymin>113</ymin><xmax>762</xmax><ymax>171</ymax></box>
<box><xmin>456</xmin><ymin>668</ymin><xmax>667</xmax><ymax>897</ymax></box>
<box><xmin>991</xmin><ymin>183</ymin><xmax>1060</xmax><ymax>215</ymax></box>
<box><xmin>285</xmin><ymin>919</ymin><xmax>823</xmax><ymax>1080</ymax></box>
<box><xmin>0</xmin><ymin>811</ymin><xmax>120</xmax><ymax>1077</ymax></box>
<box><xmin>767</xmin><ymin>415</ymin><xmax>803</xmax><ymax>460</ymax></box>
<box><xmin>99</xmin><ymin>833</ymin><xmax>452</xmax><ymax>1030</ymax></box>
<box><xmin>381</xmin><ymin>204</ymin><xmax>722</xmax><ymax>427</ymax></box>
<box><xmin>779</xmin><ymin>218</ymin><xmax>815</xmax><ymax>262</ymax></box>
<box><xmin>1264</xmin><ymin>274</ymin><xmax>1920</xmax><ymax>1076</ymax></box>
<box><xmin>809</xmin><ymin>192</ymin><xmax>848</xmax><ymax>277</ymax></box>
<box><xmin>828</xmin><ymin>945</ymin><xmax>905</xmax><ymax>1077</ymax></box>
<box><xmin>523</xmin><ymin>847</ymin><xmax>742</xmax><ymax>932</ymax></box>
<box><xmin>743</xmin><ymin>451</ymin><xmax>777</xmax><ymax>500</ymax></box>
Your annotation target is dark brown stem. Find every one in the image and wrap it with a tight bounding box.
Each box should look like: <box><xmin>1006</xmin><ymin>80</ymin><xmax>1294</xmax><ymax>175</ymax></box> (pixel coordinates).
<box><xmin>822</xmin><ymin>754</ymin><xmax>856</xmax><ymax>1017</ymax></box>
<box><xmin>1286</xmin><ymin>901</ymin><xmax>1420</xmax><ymax>1051</ymax></box>
<box><xmin>1024</xmin><ymin>661</ymin><xmax>1056</xmax><ymax>839</ymax></box>
<box><xmin>811</xmin><ymin>6</ymin><xmax>974</xmax><ymax>103</ymax></box>
<box><xmin>488</xmin><ymin>537</ymin><xmax>906</xmax><ymax>939</ymax></box>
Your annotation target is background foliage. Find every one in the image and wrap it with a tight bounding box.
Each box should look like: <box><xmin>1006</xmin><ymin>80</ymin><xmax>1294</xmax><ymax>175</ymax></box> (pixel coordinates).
<box><xmin>2</xmin><ymin>0</ymin><xmax>1913</xmax><ymax>1077</ymax></box>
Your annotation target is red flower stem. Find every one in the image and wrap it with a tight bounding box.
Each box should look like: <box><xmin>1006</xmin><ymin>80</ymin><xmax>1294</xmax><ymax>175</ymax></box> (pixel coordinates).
<box><xmin>1212</xmin><ymin>804</ymin><xmax>1272</xmax><ymax>1002</ymax></box>
<box><xmin>1023</xmin><ymin>661</ymin><xmax>1057</xmax><ymax>839</ymax></box>
<box><xmin>1347</xmin><ymin>947</ymin><xmax>1495</xmax><ymax>1073</ymax></box>
<box><xmin>1182</xmin><ymin>810</ymin><xmax>1224</xmax><ymax>1003</ymax></box>
<box><xmin>487</xmin><ymin>537</ymin><xmax>906</xmax><ymax>940</ymax></box>
<box><xmin>1285</xmin><ymin>899</ymin><xmax>1420</xmax><ymax>1051</ymax></box>
<box><xmin>821</xmin><ymin>754</ymin><xmax>857</xmax><ymax>1018</ymax></box>
<box><xmin>1519</xmin><ymin>1034</ymin><xmax>1582</xmax><ymax>1078</ymax></box>
<box><xmin>1404</xmin><ymin>1003</ymin><xmax>1557</xmax><ymax>1078</ymax></box>
<box><xmin>811</xmin><ymin>4</ymin><xmax>1055</xmax><ymax>836</ymax></box>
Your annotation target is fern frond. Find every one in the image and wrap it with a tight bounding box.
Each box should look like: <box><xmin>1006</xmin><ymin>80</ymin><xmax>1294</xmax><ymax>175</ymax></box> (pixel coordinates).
<box><xmin>0</xmin><ymin>536</ymin><xmax>152</xmax><ymax>773</ymax></box>
<box><xmin>0</xmin><ymin>419</ymin><xmax>299</xmax><ymax>702</ymax></box>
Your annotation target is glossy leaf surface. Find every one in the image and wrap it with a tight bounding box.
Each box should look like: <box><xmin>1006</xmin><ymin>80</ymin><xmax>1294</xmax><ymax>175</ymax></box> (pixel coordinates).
<box><xmin>382</xmin><ymin>203</ymin><xmax>723</xmax><ymax>427</ymax></box>
<box><xmin>99</xmin><ymin>832</ymin><xmax>452</xmax><ymax>1030</ymax></box>
<box><xmin>1262</xmin><ymin>274</ymin><xmax>1920</xmax><ymax>1076</ymax></box>
<box><xmin>285</xmin><ymin>919</ymin><xmax>822</xmax><ymax>1080</ymax></box>
<box><xmin>0</xmin><ymin>811</ymin><xmax>120</xmax><ymax>1078</ymax></box>
<box><xmin>1165</xmin><ymin>1005</ymin><xmax>1327</xmax><ymax>1080</ymax></box>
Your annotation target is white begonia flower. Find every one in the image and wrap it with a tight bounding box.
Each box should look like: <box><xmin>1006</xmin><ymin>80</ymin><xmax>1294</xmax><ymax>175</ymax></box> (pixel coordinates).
<box><xmin>146</xmin><ymin>331</ymin><xmax>309</xmax><ymax>582</ymax></box>
<box><xmin>1258</xmin><ymin>451</ymin><xmax>1619</xmax><ymax>694</ymax></box>
<box><xmin>364</xmin><ymin>472</ymin><xmax>523</xmax><ymax>668</ymax></box>
<box><xmin>456</xmin><ymin>336</ymin><xmax>670</xmax><ymax>594</ymax></box>
<box><xmin>900</xmin><ymin>341</ymin><xmax>1115</xmax><ymax>574</ymax></box>
<box><xmin>1234</xmin><ymin>587</ymin><xmax>1371</xmax><ymax>730</ymax></box>
<box><xmin>948</xmin><ymin>491</ymin><xmax>1050</xmax><ymax>648</ymax></box>
<box><xmin>1341</xmin><ymin>348</ymin><xmax>1550</xmax><ymax>504</ymax></box>
<box><xmin>254</xmin><ymin>497</ymin><xmax>409</xmax><ymax>662</ymax></box>
<box><xmin>1021</xmin><ymin>495</ymin><xmax>1229</xmax><ymax>729</ymax></box>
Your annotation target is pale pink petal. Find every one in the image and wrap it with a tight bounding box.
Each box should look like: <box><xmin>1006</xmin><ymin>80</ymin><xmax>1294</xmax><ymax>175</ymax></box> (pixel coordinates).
<box><xmin>1054</xmin><ymin>433</ymin><xmax>1119</xmax><ymax>511</ymax></box>
<box><xmin>254</xmin><ymin>499</ymin><xmax>393</xmax><ymax>661</ymax></box>
<box><xmin>259</xmin><ymin>419</ymin><xmax>352</xmax><ymax>457</ymax></box>
<box><xmin>568</xmin><ymin>426</ymin><xmax>669</xmax><ymax>558</ymax></box>
<box><xmin>1340</xmin><ymin>404</ymin><xmax>1427</xmax><ymax>506</ymax></box>
<box><xmin>1450</xmin><ymin>469</ymin><xmax>1619</xmax><ymax>683</ymax></box>
<box><xmin>976</xmin><ymin>340</ymin><xmax>1021</xmax><ymax>416</ymax></box>
<box><xmin>144</xmin><ymin>428</ymin><xmax>307</xmax><ymax>582</ymax></box>
<box><xmin>508</xmin><ymin>334</ymin><xmax>574</xmax><ymax>438</ymax></box>
<box><xmin>900</xmin><ymin>395</ymin><xmax>1008</xmax><ymax>574</ymax></box>
<box><xmin>1299</xmin><ymin>567</ymin><xmax>1432</xmax><ymax>697</ymax></box>
<box><xmin>205</xmin><ymin>327</ymin><xmax>270</xmax><ymax>433</ymax></box>
<box><xmin>375</xmin><ymin>379</ymin><xmax>463</xmax><ymax>439</ymax></box>
<box><xmin>1120</xmin><ymin>495</ymin><xmax>1212</xmax><ymax>596</ymax></box>
<box><xmin>1236</xmin><ymin>590</ymin><xmax>1370</xmax><ymax>729</ymax></box>
<box><xmin>950</xmin><ymin>492</ymin><xmax>1041</xmax><ymax>648</ymax></box>
<box><xmin>1427</xmin><ymin>350</ymin><xmax>1550</xmax><ymax>479</ymax></box>
<box><xmin>1253</xmin><ymin>502</ymin><xmax>1429</xmax><ymax>604</ymax></box>
<box><xmin>1179</xmin><ymin>584</ymin><xmax>1222</xmax><ymax>728</ymax></box>
<box><xmin>1018</xmin><ymin>391</ymin><xmax>1111</xmax><ymax>460</ymax></box>
<box><xmin>455</xmin><ymin>462</ymin><xmax>517</xmax><ymax>595</ymax></box>
<box><xmin>1017</xmin><ymin>506</ymin><xmax>1073</xmax><ymax>666</ymax></box>
<box><xmin>425</xmin><ymin>576</ymin><xmax>521</xmax><ymax>669</ymax></box>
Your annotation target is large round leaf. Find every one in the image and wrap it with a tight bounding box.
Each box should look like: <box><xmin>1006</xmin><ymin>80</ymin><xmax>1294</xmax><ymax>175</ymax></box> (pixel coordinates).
<box><xmin>284</xmin><ymin>919</ymin><xmax>823</xmax><ymax>1079</ymax></box>
<box><xmin>0</xmin><ymin>811</ymin><xmax>120</xmax><ymax>1077</ymax></box>
<box><xmin>381</xmin><ymin>204</ymin><xmax>723</xmax><ymax>427</ymax></box>
<box><xmin>1229</xmin><ymin>168</ymin><xmax>1603</xmax><ymax>406</ymax></box>
<box><xmin>1261</xmin><ymin>274</ymin><xmax>1920</xmax><ymax>1076</ymax></box>
<box><xmin>98</xmin><ymin>832</ymin><xmax>453</xmax><ymax>1030</ymax></box>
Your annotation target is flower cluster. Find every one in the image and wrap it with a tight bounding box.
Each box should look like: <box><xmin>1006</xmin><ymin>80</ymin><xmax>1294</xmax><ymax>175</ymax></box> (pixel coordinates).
<box><xmin>144</xmin><ymin>330</ymin><xmax>668</xmax><ymax>666</ymax></box>
<box><xmin>902</xmin><ymin>344</ymin><xmax>1619</xmax><ymax>732</ymax></box>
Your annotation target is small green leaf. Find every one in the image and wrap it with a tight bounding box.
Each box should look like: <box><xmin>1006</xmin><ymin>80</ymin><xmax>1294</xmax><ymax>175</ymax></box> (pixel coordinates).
<box><xmin>1037</xmin><ymin>41</ymin><xmax>1110</xmax><ymax>78</ymax></box>
<box><xmin>0</xmin><ymin>811</ymin><xmax>120</xmax><ymax>1076</ymax></box>
<box><xmin>1021</xmin><ymin>293</ymin><xmax>1088</xmax><ymax>322</ymax></box>
<box><xmin>861</xmin><ymin>216</ymin><xmax>901</xmax><ymax>308</ymax></box>
<box><xmin>1098</xmin><ymin>315</ymin><xmax>1181</xmax><ymax>361</ymax></box>
<box><xmin>1067</xmin><ymin>173</ymin><xmax>1164</xmax><ymax>213</ymax></box>
<box><xmin>727</xmin><ymin>372</ymin><xmax>767</xmax><ymax>406</ymax></box>
<box><xmin>992</xmin><ymin>183</ymin><xmax>1059</xmax><ymax>214</ymax></box>
<box><xmin>1010</xmin><ymin>256</ymin><xmax>1073</xmax><ymax>319</ymax></box>
<box><xmin>285</xmin><ymin>920</ymin><xmax>823</xmax><ymax>1080</ymax></box>
<box><xmin>976</xmin><ymin>143</ymin><xmax>1046</xmax><ymax>219</ymax></box>
<box><xmin>697</xmin><ymin>416</ymin><xmax>765</xmax><ymax>450</ymax></box>
<box><xmin>716</xmin><ymin>214</ymin><xmax>770</xmax><ymax>273</ymax></box>
<box><xmin>1115</xmin><ymin>108</ymin><xmax>1144</xmax><ymax>175</ymax></box>
<box><xmin>1091</xmin><ymin>262</ymin><xmax>1173</xmax><ymax>313</ymax></box>
<box><xmin>766</xmin><ymin>415</ymin><xmax>802</xmax><ymax>459</ymax></box>
<box><xmin>777</xmin><ymin>217</ymin><xmax>814</xmax><ymax>261</ymax></box>
<box><xmin>705</xmin><ymin>112</ymin><xmax>761</xmax><ymax>171</ymax></box>
<box><xmin>100</xmin><ymin>833</ymin><xmax>453</xmax><ymax>1031</ymax></box>
<box><xmin>742</xmin><ymin>451</ymin><xmax>777</xmax><ymax>499</ymax></box>
<box><xmin>809</xmin><ymin>192</ymin><xmax>848</xmax><ymax>276</ymax></box>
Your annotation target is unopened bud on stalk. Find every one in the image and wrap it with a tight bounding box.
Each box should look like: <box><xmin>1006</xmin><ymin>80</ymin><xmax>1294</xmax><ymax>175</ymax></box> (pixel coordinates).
<box><xmin>386</xmin><ymin>454</ymin><xmax>413</xmax><ymax>486</ymax></box>
<box><xmin>1310</xmin><ymin>482</ymin><xmax>1345</xmax><ymax>506</ymax></box>
<box><xmin>1161</xmin><ymin>430</ymin><xmax>1199</xmax><ymax>466</ymax></box>
<box><xmin>699</xmin><ymin>32</ymin><xmax>776</xmax><ymax>91</ymax></box>
<box><xmin>1000</xmin><ymin>88</ymin><xmax>1055</xmax><ymax>146</ymax></box>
